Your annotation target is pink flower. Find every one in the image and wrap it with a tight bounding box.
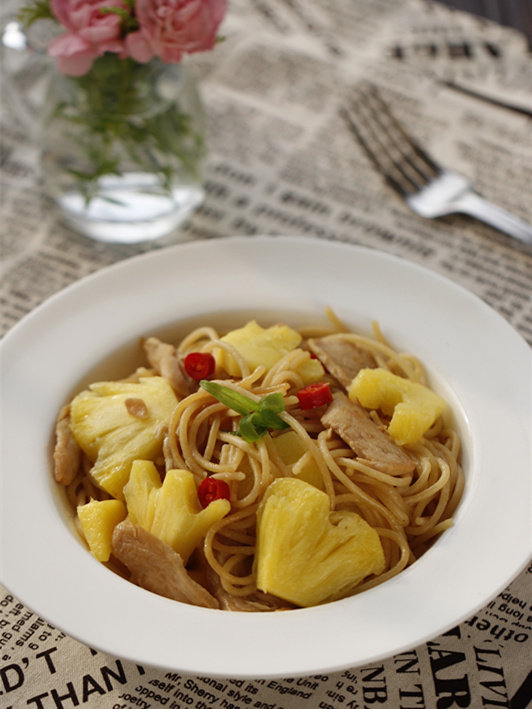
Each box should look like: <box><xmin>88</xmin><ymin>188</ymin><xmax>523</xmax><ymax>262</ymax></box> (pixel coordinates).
<box><xmin>48</xmin><ymin>0</ymin><xmax>130</xmax><ymax>76</ymax></box>
<box><xmin>126</xmin><ymin>0</ymin><xmax>227</xmax><ymax>64</ymax></box>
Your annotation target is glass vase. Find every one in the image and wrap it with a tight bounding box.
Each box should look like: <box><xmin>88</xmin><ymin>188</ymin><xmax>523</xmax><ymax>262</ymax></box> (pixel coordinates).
<box><xmin>41</xmin><ymin>56</ymin><xmax>206</xmax><ymax>243</ymax></box>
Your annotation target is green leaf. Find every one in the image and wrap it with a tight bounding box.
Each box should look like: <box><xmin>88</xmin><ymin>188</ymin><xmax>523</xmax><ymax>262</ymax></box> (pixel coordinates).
<box><xmin>258</xmin><ymin>393</ymin><xmax>286</xmax><ymax>415</ymax></box>
<box><xmin>199</xmin><ymin>380</ymin><xmax>289</xmax><ymax>442</ymax></box>
<box><xmin>99</xmin><ymin>5</ymin><xmax>139</xmax><ymax>32</ymax></box>
<box><xmin>44</xmin><ymin>55</ymin><xmax>204</xmax><ymax>200</ymax></box>
<box><xmin>199</xmin><ymin>380</ymin><xmax>257</xmax><ymax>415</ymax></box>
<box><xmin>17</xmin><ymin>0</ymin><xmax>53</xmax><ymax>27</ymax></box>
<box><xmin>256</xmin><ymin>408</ymin><xmax>288</xmax><ymax>431</ymax></box>
<box><xmin>238</xmin><ymin>413</ymin><xmax>268</xmax><ymax>443</ymax></box>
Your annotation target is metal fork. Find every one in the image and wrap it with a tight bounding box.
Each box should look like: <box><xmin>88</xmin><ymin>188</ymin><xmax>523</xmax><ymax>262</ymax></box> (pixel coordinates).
<box><xmin>341</xmin><ymin>84</ymin><xmax>532</xmax><ymax>245</ymax></box>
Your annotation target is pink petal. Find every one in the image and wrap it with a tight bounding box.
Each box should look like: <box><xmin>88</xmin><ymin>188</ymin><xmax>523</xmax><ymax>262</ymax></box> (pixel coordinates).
<box><xmin>95</xmin><ymin>39</ymin><xmax>125</xmax><ymax>56</ymax></box>
<box><xmin>50</xmin><ymin>0</ymin><xmax>71</xmax><ymax>29</ymax></box>
<box><xmin>56</xmin><ymin>50</ymin><xmax>95</xmax><ymax>76</ymax></box>
<box><xmin>158</xmin><ymin>45</ymin><xmax>183</xmax><ymax>63</ymax></box>
<box><xmin>48</xmin><ymin>32</ymin><xmax>92</xmax><ymax>57</ymax></box>
<box><xmin>125</xmin><ymin>31</ymin><xmax>155</xmax><ymax>63</ymax></box>
<box><xmin>80</xmin><ymin>19</ymin><xmax>122</xmax><ymax>44</ymax></box>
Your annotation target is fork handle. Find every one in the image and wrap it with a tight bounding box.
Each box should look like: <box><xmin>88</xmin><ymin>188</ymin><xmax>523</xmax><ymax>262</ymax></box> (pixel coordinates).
<box><xmin>457</xmin><ymin>192</ymin><xmax>532</xmax><ymax>245</ymax></box>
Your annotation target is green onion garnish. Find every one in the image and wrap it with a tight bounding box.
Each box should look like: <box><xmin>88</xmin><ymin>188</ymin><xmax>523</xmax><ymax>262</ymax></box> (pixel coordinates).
<box><xmin>199</xmin><ymin>380</ymin><xmax>289</xmax><ymax>443</ymax></box>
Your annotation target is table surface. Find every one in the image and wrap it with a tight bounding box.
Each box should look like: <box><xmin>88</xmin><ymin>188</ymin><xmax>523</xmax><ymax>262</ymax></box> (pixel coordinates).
<box><xmin>1</xmin><ymin>0</ymin><xmax>531</xmax><ymax>707</ymax></box>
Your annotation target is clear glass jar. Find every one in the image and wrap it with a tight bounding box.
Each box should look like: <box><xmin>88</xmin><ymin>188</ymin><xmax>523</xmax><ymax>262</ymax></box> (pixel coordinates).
<box><xmin>41</xmin><ymin>56</ymin><xmax>206</xmax><ymax>243</ymax></box>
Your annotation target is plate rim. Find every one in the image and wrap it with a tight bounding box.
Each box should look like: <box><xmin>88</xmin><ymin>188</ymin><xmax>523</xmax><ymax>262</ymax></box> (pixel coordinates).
<box><xmin>1</xmin><ymin>234</ymin><xmax>530</xmax><ymax>678</ymax></box>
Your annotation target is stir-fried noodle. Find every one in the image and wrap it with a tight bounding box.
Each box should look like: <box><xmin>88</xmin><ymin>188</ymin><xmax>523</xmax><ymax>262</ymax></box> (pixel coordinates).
<box><xmin>57</xmin><ymin>314</ymin><xmax>464</xmax><ymax>610</ymax></box>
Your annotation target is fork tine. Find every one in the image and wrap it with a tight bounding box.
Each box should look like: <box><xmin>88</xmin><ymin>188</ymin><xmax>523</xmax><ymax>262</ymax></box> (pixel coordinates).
<box><xmin>340</xmin><ymin>103</ymin><xmax>411</xmax><ymax>197</ymax></box>
<box><xmin>342</xmin><ymin>84</ymin><xmax>440</xmax><ymax>197</ymax></box>
<box><xmin>364</xmin><ymin>85</ymin><xmax>440</xmax><ymax>175</ymax></box>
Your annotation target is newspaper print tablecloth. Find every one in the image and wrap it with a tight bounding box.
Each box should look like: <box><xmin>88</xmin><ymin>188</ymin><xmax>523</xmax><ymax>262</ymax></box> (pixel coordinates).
<box><xmin>1</xmin><ymin>1</ymin><xmax>531</xmax><ymax>707</ymax></box>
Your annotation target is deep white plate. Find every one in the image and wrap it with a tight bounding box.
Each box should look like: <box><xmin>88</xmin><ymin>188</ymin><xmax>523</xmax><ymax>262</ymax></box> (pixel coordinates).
<box><xmin>1</xmin><ymin>235</ymin><xmax>530</xmax><ymax>678</ymax></box>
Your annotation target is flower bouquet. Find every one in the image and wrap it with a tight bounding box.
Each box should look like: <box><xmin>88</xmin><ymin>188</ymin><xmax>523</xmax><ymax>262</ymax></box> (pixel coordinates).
<box><xmin>19</xmin><ymin>0</ymin><xmax>228</xmax><ymax>242</ymax></box>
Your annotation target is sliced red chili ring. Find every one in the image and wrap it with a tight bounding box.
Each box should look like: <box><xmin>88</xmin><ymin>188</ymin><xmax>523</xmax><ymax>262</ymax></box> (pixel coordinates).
<box><xmin>197</xmin><ymin>477</ymin><xmax>231</xmax><ymax>508</ymax></box>
<box><xmin>296</xmin><ymin>382</ymin><xmax>333</xmax><ymax>410</ymax></box>
<box><xmin>184</xmin><ymin>352</ymin><xmax>215</xmax><ymax>380</ymax></box>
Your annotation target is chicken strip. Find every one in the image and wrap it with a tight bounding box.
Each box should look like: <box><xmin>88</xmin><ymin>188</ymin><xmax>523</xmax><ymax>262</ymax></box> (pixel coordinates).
<box><xmin>112</xmin><ymin>519</ymin><xmax>219</xmax><ymax>609</ymax></box>
<box><xmin>143</xmin><ymin>337</ymin><xmax>193</xmax><ymax>398</ymax></box>
<box><xmin>53</xmin><ymin>405</ymin><xmax>81</xmax><ymax>485</ymax></box>
<box><xmin>321</xmin><ymin>393</ymin><xmax>415</xmax><ymax>475</ymax></box>
<box><xmin>308</xmin><ymin>335</ymin><xmax>377</xmax><ymax>389</ymax></box>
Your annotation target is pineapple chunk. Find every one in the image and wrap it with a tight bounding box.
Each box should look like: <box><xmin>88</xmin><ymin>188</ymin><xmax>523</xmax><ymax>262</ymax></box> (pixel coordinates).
<box><xmin>123</xmin><ymin>462</ymin><xmax>230</xmax><ymax>563</ymax></box>
<box><xmin>255</xmin><ymin>478</ymin><xmax>385</xmax><ymax>606</ymax></box>
<box><xmin>151</xmin><ymin>470</ymin><xmax>231</xmax><ymax>562</ymax></box>
<box><xmin>69</xmin><ymin>377</ymin><xmax>178</xmax><ymax>499</ymax></box>
<box><xmin>271</xmin><ymin>430</ymin><xmax>324</xmax><ymax>489</ymax></box>
<box><xmin>349</xmin><ymin>368</ymin><xmax>446</xmax><ymax>446</ymax></box>
<box><xmin>77</xmin><ymin>499</ymin><xmax>126</xmax><ymax>562</ymax></box>
<box><xmin>219</xmin><ymin>321</ymin><xmax>302</xmax><ymax>376</ymax></box>
<box><xmin>123</xmin><ymin>459</ymin><xmax>161</xmax><ymax>530</ymax></box>
<box><xmin>292</xmin><ymin>350</ymin><xmax>325</xmax><ymax>385</ymax></box>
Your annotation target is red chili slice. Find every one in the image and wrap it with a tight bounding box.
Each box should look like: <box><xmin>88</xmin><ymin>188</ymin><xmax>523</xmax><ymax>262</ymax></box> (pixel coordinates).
<box><xmin>197</xmin><ymin>477</ymin><xmax>231</xmax><ymax>508</ymax></box>
<box><xmin>184</xmin><ymin>352</ymin><xmax>215</xmax><ymax>380</ymax></box>
<box><xmin>297</xmin><ymin>382</ymin><xmax>333</xmax><ymax>410</ymax></box>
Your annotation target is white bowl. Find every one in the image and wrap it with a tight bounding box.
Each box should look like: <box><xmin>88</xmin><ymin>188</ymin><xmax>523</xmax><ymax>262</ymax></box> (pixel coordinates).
<box><xmin>1</xmin><ymin>235</ymin><xmax>530</xmax><ymax>678</ymax></box>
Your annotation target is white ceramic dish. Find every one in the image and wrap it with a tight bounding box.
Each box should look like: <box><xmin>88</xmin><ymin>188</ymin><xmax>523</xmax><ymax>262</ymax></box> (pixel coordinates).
<box><xmin>1</xmin><ymin>235</ymin><xmax>530</xmax><ymax>678</ymax></box>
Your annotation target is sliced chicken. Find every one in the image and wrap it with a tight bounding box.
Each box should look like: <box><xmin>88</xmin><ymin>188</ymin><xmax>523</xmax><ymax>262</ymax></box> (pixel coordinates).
<box><xmin>321</xmin><ymin>393</ymin><xmax>415</xmax><ymax>475</ymax></box>
<box><xmin>124</xmin><ymin>397</ymin><xmax>149</xmax><ymax>419</ymax></box>
<box><xmin>308</xmin><ymin>335</ymin><xmax>377</xmax><ymax>388</ymax></box>
<box><xmin>53</xmin><ymin>405</ymin><xmax>81</xmax><ymax>485</ymax></box>
<box><xmin>217</xmin><ymin>591</ymin><xmax>293</xmax><ymax>612</ymax></box>
<box><xmin>143</xmin><ymin>337</ymin><xmax>193</xmax><ymax>397</ymax></box>
<box><xmin>112</xmin><ymin>519</ymin><xmax>219</xmax><ymax>609</ymax></box>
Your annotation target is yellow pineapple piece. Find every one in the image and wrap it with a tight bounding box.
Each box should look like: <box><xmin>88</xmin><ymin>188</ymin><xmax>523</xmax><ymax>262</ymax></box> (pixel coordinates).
<box><xmin>219</xmin><ymin>321</ymin><xmax>302</xmax><ymax>375</ymax></box>
<box><xmin>122</xmin><ymin>459</ymin><xmax>161</xmax><ymax>529</ymax></box>
<box><xmin>271</xmin><ymin>430</ymin><xmax>323</xmax><ymax>489</ymax></box>
<box><xmin>292</xmin><ymin>350</ymin><xmax>325</xmax><ymax>385</ymax></box>
<box><xmin>151</xmin><ymin>469</ymin><xmax>231</xmax><ymax>563</ymax></box>
<box><xmin>69</xmin><ymin>377</ymin><xmax>178</xmax><ymax>499</ymax></box>
<box><xmin>255</xmin><ymin>478</ymin><xmax>385</xmax><ymax>606</ymax></box>
<box><xmin>349</xmin><ymin>368</ymin><xmax>446</xmax><ymax>446</ymax></box>
<box><xmin>77</xmin><ymin>498</ymin><xmax>127</xmax><ymax>562</ymax></box>
<box><xmin>123</xmin><ymin>464</ymin><xmax>231</xmax><ymax>563</ymax></box>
